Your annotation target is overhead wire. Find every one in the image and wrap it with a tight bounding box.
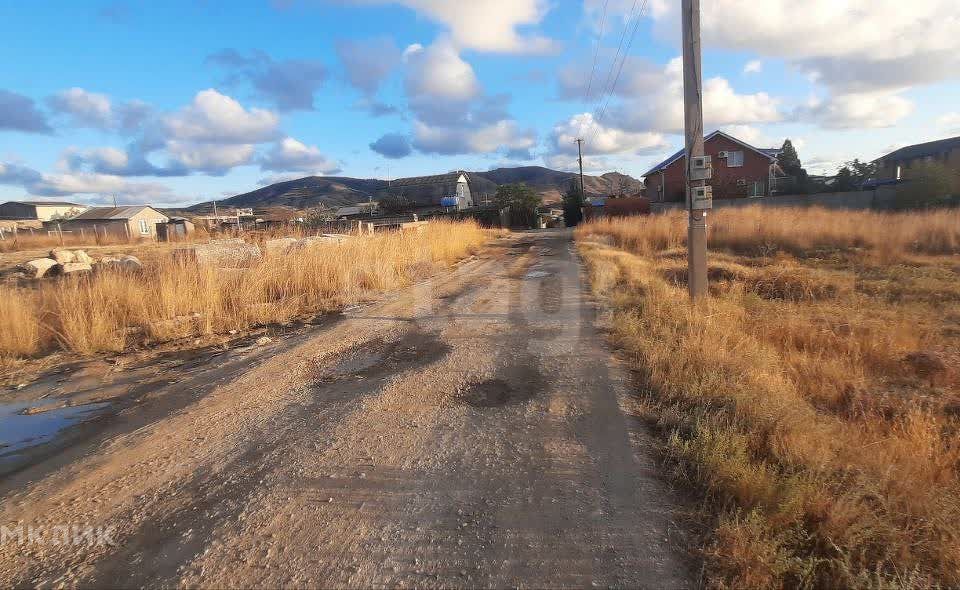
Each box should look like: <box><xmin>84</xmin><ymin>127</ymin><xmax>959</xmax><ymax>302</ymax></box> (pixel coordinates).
<box><xmin>576</xmin><ymin>0</ymin><xmax>610</xmax><ymax>139</ymax></box>
<box><xmin>588</xmin><ymin>0</ymin><xmax>648</xmax><ymax>148</ymax></box>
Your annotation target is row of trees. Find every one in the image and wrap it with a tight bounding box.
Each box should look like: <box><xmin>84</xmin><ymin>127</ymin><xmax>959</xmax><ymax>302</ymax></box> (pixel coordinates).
<box><xmin>780</xmin><ymin>138</ymin><xmax>958</xmax><ymax>207</ymax></box>
<box><xmin>775</xmin><ymin>139</ymin><xmax>877</xmax><ymax>194</ymax></box>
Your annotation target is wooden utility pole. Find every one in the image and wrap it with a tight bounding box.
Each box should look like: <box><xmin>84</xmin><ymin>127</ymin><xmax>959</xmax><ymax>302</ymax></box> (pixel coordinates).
<box><xmin>575</xmin><ymin>138</ymin><xmax>586</xmax><ymax>200</ymax></box>
<box><xmin>682</xmin><ymin>0</ymin><xmax>711</xmax><ymax>299</ymax></box>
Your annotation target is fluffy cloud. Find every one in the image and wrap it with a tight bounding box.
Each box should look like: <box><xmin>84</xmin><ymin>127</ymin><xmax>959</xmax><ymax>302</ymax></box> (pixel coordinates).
<box><xmin>165</xmin><ymin>141</ymin><xmax>255</xmax><ymax>175</ymax></box>
<box><xmin>651</xmin><ymin>1</ymin><xmax>960</xmax><ymax>94</ymax></box>
<box><xmin>0</xmin><ymin>89</ymin><xmax>52</xmax><ymax>133</ymax></box>
<box><xmin>337</xmin><ymin>37</ymin><xmax>401</xmax><ymax>95</ymax></box>
<box><xmin>797</xmin><ymin>91</ymin><xmax>914</xmax><ymax>129</ymax></box>
<box><xmin>208</xmin><ymin>49</ymin><xmax>328</xmax><ymax>111</ymax></box>
<box><xmin>404</xmin><ymin>39</ymin><xmax>480</xmax><ymax>106</ymax></box>
<box><xmin>551</xmin><ymin>113</ymin><xmax>666</xmax><ymax>156</ymax></box>
<box><xmin>565</xmin><ymin>57</ymin><xmax>781</xmax><ymax>134</ymax></box>
<box><xmin>352</xmin><ymin>0</ymin><xmax>557</xmax><ymax>54</ymax></box>
<box><xmin>0</xmin><ymin>161</ymin><xmax>43</xmax><ymax>185</ymax></box>
<box><xmin>1</xmin><ymin>159</ymin><xmax>178</xmax><ymax>203</ymax></box>
<box><xmin>369</xmin><ymin>133</ymin><xmax>412</xmax><ymax>159</ymax></box>
<box><xmin>163</xmin><ymin>89</ymin><xmax>280</xmax><ymax>144</ymax></box>
<box><xmin>47</xmin><ymin>87</ymin><xmax>153</xmax><ymax>132</ymax></box>
<box><xmin>412</xmin><ymin>119</ymin><xmax>536</xmax><ymax>156</ymax></box>
<box><xmin>57</xmin><ymin>89</ymin><xmax>282</xmax><ymax>179</ymax></box>
<box><xmin>259</xmin><ymin>137</ymin><xmax>341</xmax><ymax>174</ymax></box>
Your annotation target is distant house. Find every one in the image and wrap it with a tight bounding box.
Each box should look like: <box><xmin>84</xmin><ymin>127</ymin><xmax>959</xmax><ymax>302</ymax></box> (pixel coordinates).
<box><xmin>0</xmin><ymin>200</ymin><xmax>88</xmax><ymax>221</ymax></box>
<box><xmin>56</xmin><ymin>206</ymin><xmax>169</xmax><ymax>239</ymax></box>
<box><xmin>875</xmin><ymin>135</ymin><xmax>960</xmax><ymax>182</ymax></box>
<box><xmin>382</xmin><ymin>171</ymin><xmax>496</xmax><ymax>211</ymax></box>
<box><xmin>335</xmin><ymin>202</ymin><xmax>378</xmax><ymax>218</ymax></box>
<box><xmin>642</xmin><ymin>130</ymin><xmax>782</xmax><ymax>202</ymax></box>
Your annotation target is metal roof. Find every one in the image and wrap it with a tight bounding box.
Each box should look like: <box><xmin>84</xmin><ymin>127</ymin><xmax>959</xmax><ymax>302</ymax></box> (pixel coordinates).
<box><xmin>3</xmin><ymin>200</ymin><xmax>85</xmax><ymax>207</ymax></box>
<box><xmin>70</xmin><ymin>205</ymin><xmax>163</xmax><ymax>220</ymax></box>
<box><xmin>877</xmin><ymin>135</ymin><xmax>960</xmax><ymax>163</ymax></box>
<box><xmin>641</xmin><ymin>130</ymin><xmax>779</xmax><ymax>177</ymax></box>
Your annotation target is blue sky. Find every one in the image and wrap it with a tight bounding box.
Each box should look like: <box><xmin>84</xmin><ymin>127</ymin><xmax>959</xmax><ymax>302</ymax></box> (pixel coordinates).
<box><xmin>2</xmin><ymin>0</ymin><xmax>959</xmax><ymax>206</ymax></box>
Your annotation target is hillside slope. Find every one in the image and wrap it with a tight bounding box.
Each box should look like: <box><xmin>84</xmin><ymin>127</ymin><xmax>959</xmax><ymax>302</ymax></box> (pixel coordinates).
<box><xmin>195</xmin><ymin>166</ymin><xmax>643</xmax><ymax>210</ymax></box>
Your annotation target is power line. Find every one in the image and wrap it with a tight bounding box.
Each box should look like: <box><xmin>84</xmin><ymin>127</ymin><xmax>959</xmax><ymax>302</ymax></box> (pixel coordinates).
<box><xmin>582</xmin><ymin>0</ymin><xmax>609</xmax><ymax>107</ymax></box>
<box><xmin>588</xmin><ymin>0</ymin><xmax>647</xmax><ymax>147</ymax></box>
<box><xmin>576</xmin><ymin>0</ymin><xmax>610</xmax><ymax>143</ymax></box>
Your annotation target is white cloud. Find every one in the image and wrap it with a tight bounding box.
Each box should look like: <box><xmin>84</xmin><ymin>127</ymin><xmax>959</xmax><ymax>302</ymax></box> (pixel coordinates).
<box><xmin>46</xmin><ymin>87</ymin><xmax>153</xmax><ymax>132</ymax></box>
<box><xmin>164</xmin><ymin>89</ymin><xmax>280</xmax><ymax>144</ymax></box>
<box><xmin>403</xmin><ymin>39</ymin><xmax>480</xmax><ymax>103</ymax></box>
<box><xmin>798</xmin><ymin>91</ymin><xmax>914</xmax><ymax>129</ymax></box>
<box><xmin>259</xmin><ymin>137</ymin><xmax>341</xmax><ymax>174</ymax></box>
<box><xmin>1</xmin><ymin>159</ymin><xmax>178</xmax><ymax>202</ymax></box>
<box><xmin>166</xmin><ymin>141</ymin><xmax>255</xmax><ymax>174</ymax></box>
<box><xmin>652</xmin><ymin>1</ymin><xmax>960</xmax><ymax>93</ymax></box>
<box><xmin>743</xmin><ymin>60</ymin><xmax>763</xmax><ymax>74</ymax></box>
<box><xmin>722</xmin><ymin>124</ymin><xmax>765</xmax><ymax>146</ymax></box>
<box><xmin>49</xmin><ymin>88</ymin><xmax>112</xmax><ymax>128</ymax></box>
<box><xmin>412</xmin><ymin>119</ymin><xmax>535</xmax><ymax>156</ymax></box>
<box><xmin>355</xmin><ymin>0</ymin><xmax>557</xmax><ymax>54</ymax></box>
<box><xmin>607</xmin><ymin>58</ymin><xmax>782</xmax><ymax>134</ymax></box>
<box><xmin>551</xmin><ymin>113</ymin><xmax>666</xmax><ymax>156</ymax></box>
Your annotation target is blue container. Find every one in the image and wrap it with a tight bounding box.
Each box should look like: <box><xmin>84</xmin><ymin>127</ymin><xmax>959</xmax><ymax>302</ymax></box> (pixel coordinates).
<box><xmin>440</xmin><ymin>197</ymin><xmax>458</xmax><ymax>207</ymax></box>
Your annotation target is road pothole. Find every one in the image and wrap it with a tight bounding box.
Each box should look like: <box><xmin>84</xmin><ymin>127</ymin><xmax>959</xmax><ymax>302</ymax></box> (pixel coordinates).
<box><xmin>460</xmin><ymin>379</ymin><xmax>532</xmax><ymax>408</ymax></box>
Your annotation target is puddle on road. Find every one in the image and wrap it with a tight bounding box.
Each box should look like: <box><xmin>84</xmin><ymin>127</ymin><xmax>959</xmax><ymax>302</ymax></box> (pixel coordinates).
<box><xmin>459</xmin><ymin>379</ymin><xmax>535</xmax><ymax>408</ymax></box>
<box><xmin>525</xmin><ymin>270</ymin><xmax>551</xmax><ymax>279</ymax></box>
<box><xmin>0</xmin><ymin>399</ymin><xmax>110</xmax><ymax>455</ymax></box>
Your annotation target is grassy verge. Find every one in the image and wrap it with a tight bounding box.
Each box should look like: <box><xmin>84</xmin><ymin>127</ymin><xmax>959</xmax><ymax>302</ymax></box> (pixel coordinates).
<box><xmin>1</xmin><ymin>219</ymin><xmax>493</xmax><ymax>363</ymax></box>
<box><xmin>576</xmin><ymin>206</ymin><xmax>960</xmax><ymax>588</ymax></box>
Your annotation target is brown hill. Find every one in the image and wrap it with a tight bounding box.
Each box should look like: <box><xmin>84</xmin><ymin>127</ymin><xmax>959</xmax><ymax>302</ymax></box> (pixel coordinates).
<box><xmin>190</xmin><ymin>166</ymin><xmax>643</xmax><ymax>211</ymax></box>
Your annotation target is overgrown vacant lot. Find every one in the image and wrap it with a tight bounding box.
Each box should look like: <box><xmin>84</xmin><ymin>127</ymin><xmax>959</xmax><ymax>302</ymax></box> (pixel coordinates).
<box><xmin>576</xmin><ymin>206</ymin><xmax>960</xmax><ymax>589</ymax></box>
<box><xmin>0</xmin><ymin>220</ymin><xmax>492</xmax><ymax>364</ymax></box>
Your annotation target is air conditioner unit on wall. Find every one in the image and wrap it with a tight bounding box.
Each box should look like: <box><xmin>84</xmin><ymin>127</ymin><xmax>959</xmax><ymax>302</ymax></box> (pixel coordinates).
<box><xmin>737</xmin><ymin>179</ymin><xmax>747</xmax><ymax>186</ymax></box>
<box><xmin>718</xmin><ymin>151</ymin><xmax>729</xmax><ymax>158</ymax></box>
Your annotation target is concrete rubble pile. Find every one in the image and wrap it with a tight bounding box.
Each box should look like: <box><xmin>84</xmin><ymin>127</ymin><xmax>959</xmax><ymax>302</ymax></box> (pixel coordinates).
<box><xmin>173</xmin><ymin>239</ymin><xmax>262</xmax><ymax>267</ymax></box>
<box><xmin>16</xmin><ymin>248</ymin><xmax>142</xmax><ymax>279</ymax></box>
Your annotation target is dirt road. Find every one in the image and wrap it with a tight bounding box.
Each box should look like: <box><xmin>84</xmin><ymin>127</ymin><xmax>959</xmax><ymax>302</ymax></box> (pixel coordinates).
<box><xmin>0</xmin><ymin>230</ymin><xmax>695</xmax><ymax>588</ymax></box>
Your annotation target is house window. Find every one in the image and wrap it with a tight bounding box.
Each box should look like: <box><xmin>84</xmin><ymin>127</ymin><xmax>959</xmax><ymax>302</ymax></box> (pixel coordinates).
<box><xmin>138</xmin><ymin>219</ymin><xmax>149</xmax><ymax>234</ymax></box>
<box><xmin>727</xmin><ymin>151</ymin><xmax>744</xmax><ymax>167</ymax></box>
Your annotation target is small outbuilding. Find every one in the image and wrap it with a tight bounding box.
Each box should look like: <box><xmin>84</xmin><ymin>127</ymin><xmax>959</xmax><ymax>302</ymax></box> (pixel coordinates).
<box><xmin>56</xmin><ymin>205</ymin><xmax>169</xmax><ymax>240</ymax></box>
<box><xmin>156</xmin><ymin>217</ymin><xmax>195</xmax><ymax>241</ymax></box>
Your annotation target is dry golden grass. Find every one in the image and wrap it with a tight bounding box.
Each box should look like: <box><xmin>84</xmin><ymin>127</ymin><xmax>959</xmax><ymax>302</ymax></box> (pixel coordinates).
<box><xmin>581</xmin><ymin>205</ymin><xmax>960</xmax><ymax>260</ymax></box>
<box><xmin>0</xmin><ymin>220</ymin><xmax>491</xmax><ymax>360</ymax></box>
<box><xmin>576</xmin><ymin>207</ymin><xmax>960</xmax><ymax>589</ymax></box>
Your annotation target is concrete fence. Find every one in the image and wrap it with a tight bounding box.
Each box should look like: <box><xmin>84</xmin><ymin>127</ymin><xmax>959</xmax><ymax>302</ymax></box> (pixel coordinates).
<box><xmin>650</xmin><ymin>186</ymin><xmax>899</xmax><ymax>214</ymax></box>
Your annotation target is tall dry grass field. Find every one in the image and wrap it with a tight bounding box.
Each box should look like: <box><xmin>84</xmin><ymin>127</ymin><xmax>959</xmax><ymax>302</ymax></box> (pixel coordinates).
<box><xmin>0</xmin><ymin>219</ymin><xmax>491</xmax><ymax>361</ymax></box>
<box><xmin>576</xmin><ymin>206</ymin><xmax>960</xmax><ymax>588</ymax></box>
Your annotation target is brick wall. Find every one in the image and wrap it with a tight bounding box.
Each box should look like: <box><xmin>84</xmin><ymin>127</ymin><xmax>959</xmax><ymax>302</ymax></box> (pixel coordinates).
<box><xmin>647</xmin><ymin>135</ymin><xmax>775</xmax><ymax>202</ymax></box>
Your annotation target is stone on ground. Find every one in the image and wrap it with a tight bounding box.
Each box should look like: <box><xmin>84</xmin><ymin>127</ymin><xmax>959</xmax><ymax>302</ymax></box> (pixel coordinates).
<box><xmin>96</xmin><ymin>255</ymin><xmax>143</xmax><ymax>272</ymax></box>
<box><xmin>58</xmin><ymin>262</ymin><xmax>93</xmax><ymax>275</ymax></box>
<box><xmin>73</xmin><ymin>250</ymin><xmax>94</xmax><ymax>264</ymax></box>
<box><xmin>19</xmin><ymin>258</ymin><xmax>58</xmax><ymax>278</ymax></box>
<box><xmin>174</xmin><ymin>241</ymin><xmax>262</xmax><ymax>267</ymax></box>
<box><xmin>49</xmin><ymin>248</ymin><xmax>76</xmax><ymax>264</ymax></box>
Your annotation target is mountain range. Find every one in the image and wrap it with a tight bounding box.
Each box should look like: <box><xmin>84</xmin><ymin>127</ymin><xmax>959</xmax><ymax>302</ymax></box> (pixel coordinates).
<box><xmin>190</xmin><ymin>166</ymin><xmax>644</xmax><ymax>211</ymax></box>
